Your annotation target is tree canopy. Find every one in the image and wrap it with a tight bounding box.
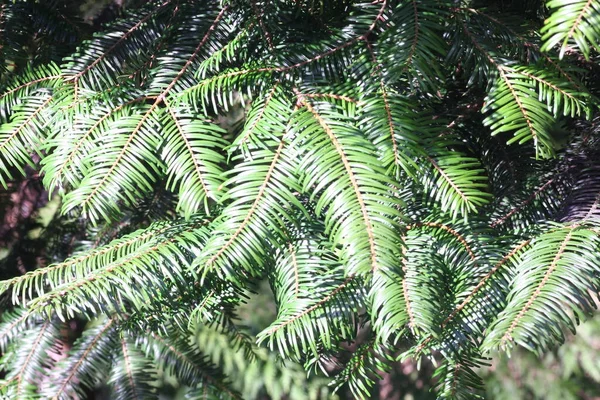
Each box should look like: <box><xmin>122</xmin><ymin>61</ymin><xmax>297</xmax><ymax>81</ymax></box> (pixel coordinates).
<box><xmin>1</xmin><ymin>0</ymin><xmax>600</xmax><ymax>398</ymax></box>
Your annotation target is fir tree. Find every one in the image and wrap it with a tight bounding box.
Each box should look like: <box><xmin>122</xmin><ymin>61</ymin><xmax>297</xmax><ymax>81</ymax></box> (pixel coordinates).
<box><xmin>1</xmin><ymin>0</ymin><xmax>600</xmax><ymax>398</ymax></box>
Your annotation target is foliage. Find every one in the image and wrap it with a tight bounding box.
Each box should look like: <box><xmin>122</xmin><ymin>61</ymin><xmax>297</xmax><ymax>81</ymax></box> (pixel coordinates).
<box><xmin>1</xmin><ymin>0</ymin><xmax>600</xmax><ymax>398</ymax></box>
<box><xmin>481</xmin><ymin>313</ymin><xmax>600</xmax><ymax>400</ymax></box>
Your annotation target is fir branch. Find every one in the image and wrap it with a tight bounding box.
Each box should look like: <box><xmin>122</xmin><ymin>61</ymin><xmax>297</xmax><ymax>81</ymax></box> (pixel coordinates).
<box><xmin>441</xmin><ymin>239</ymin><xmax>531</xmax><ymax>329</ymax></box>
<box><xmin>499</xmin><ymin>228</ymin><xmax>574</xmax><ymax>347</ymax></box>
<box><xmin>491</xmin><ymin>178</ymin><xmax>555</xmax><ymax>228</ymax></box>
<box><xmin>296</xmin><ymin>91</ymin><xmax>379</xmax><ymax>272</ymax></box>
<box><xmin>66</xmin><ymin>1</ymin><xmax>173</xmax><ymax>97</ymax></box>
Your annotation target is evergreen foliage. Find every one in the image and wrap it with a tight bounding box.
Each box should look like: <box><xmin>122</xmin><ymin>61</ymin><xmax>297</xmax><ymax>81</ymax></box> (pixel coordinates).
<box><xmin>1</xmin><ymin>0</ymin><xmax>600</xmax><ymax>398</ymax></box>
